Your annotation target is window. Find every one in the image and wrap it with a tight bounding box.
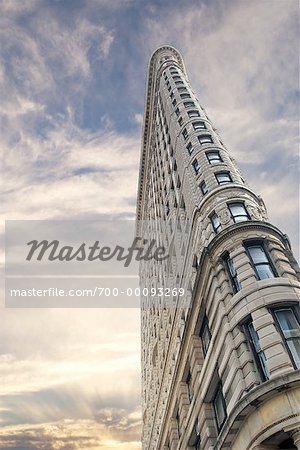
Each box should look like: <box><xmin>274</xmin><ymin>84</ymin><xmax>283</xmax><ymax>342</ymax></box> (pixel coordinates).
<box><xmin>172</xmin><ymin>98</ymin><xmax>177</xmax><ymax>107</ymax></box>
<box><xmin>170</xmin><ymin>70</ymin><xmax>178</xmax><ymax>75</ymax></box>
<box><xmin>175</xmin><ymin>107</ymin><xmax>180</xmax><ymax>117</ymax></box>
<box><xmin>175</xmin><ymin>80</ymin><xmax>184</xmax><ymax>85</ymax></box>
<box><xmin>246</xmin><ymin>242</ymin><xmax>276</xmax><ymax>280</ymax></box>
<box><xmin>224</xmin><ymin>253</ymin><xmax>241</xmax><ymax>293</ymax></box>
<box><xmin>245</xmin><ymin>321</ymin><xmax>269</xmax><ymax>380</ymax></box>
<box><xmin>213</xmin><ymin>384</ymin><xmax>227</xmax><ymax>431</ymax></box>
<box><xmin>167</xmin><ymin>85</ymin><xmax>172</xmax><ymax>92</ymax></box>
<box><xmin>180</xmin><ymin>93</ymin><xmax>191</xmax><ymax>99</ymax></box>
<box><xmin>211</xmin><ymin>212</ymin><xmax>221</xmax><ymax>233</ymax></box>
<box><xmin>206</xmin><ymin>150</ymin><xmax>222</xmax><ymax>164</ymax></box>
<box><xmin>199</xmin><ymin>180</ymin><xmax>208</xmax><ymax>195</ymax></box>
<box><xmin>176</xmin><ymin>408</ymin><xmax>181</xmax><ymax>437</ymax></box>
<box><xmin>215</xmin><ymin>171</ymin><xmax>233</xmax><ymax>185</ymax></box>
<box><xmin>200</xmin><ymin>317</ymin><xmax>211</xmax><ymax>355</ymax></box>
<box><xmin>184</xmin><ymin>101</ymin><xmax>196</xmax><ymax>109</ymax></box>
<box><xmin>273</xmin><ymin>308</ymin><xmax>300</xmax><ymax>369</ymax></box>
<box><xmin>193</xmin><ymin>121</ymin><xmax>206</xmax><ymax>131</ymax></box>
<box><xmin>178</xmin><ymin>86</ymin><xmax>188</xmax><ymax>92</ymax></box>
<box><xmin>186</xmin><ymin>369</ymin><xmax>193</xmax><ymax>401</ymax></box>
<box><xmin>182</xmin><ymin>128</ymin><xmax>188</xmax><ymax>140</ymax></box>
<box><xmin>188</xmin><ymin>421</ymin><xmax>201</xmax><ymax>450</ymax></box>
<box><xmin>170</xmin><ymin>92</ymin><xmax>174</xmax><ymax>99</ymax></box>
<box><xmin>228</xmin><ymin>202</ymin><xmax>250</xmax><ymax>222</ymax></box>
<box><xmin>188</xmin><ymin>110</ymin><xmax>201</xmax><ymax>118</ymax></box>
<box><xmin>178</xmin><ymin>117</ymin><xmax>183</xmax><ymax>127</ymax></box>
<box><xmin>173</xmin><ymin>75</ymin><xmax>181</xmax><ymax>80</ymax></box>
<box><xmin>198</xmin><ymin>134</ymin><xmax>213</xmax><ymax>145</ymax></box>
<box><xmin>192</xmin><ymin>159</ymin><xmax>200</xmax><ymax>175</ymax></box>
<box><xmin>186</xmin><ymin>142</ymin><xmax>194</xmax><ymax>155</ymax></box>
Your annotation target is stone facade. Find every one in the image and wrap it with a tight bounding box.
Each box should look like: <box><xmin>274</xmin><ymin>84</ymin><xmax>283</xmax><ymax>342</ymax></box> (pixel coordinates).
<box><xmin>136</xmin><ymin>46</ymin><xmax>300</xmax><ymax>450</ymax></box>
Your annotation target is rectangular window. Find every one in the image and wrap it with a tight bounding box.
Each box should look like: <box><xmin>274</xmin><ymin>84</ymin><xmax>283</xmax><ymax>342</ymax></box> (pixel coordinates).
<box><xmin>170</xmin><ymin>70</ymin><xmax>178</xmax><ymax>75</ymax></box>
<box><xmin>172</xmin><ymin>98</ymin><xmax>177</xmax><ymax>107</ymax></box>
<box><xmin>184</xmin><ymin>101</ymin><xmax>196</xmax><ymax>109</ymax></box>
<box><xmin>173</xmin><ymin>75</ymin><xmax>181</xmax><ymax>80</ymax></box>
<box><xmin>200</xmin><ymin>317</ymin><xmax>211</xmax><ymax>355</ymax></box>
<box><xmin>175</xmin><ymin>80</ymin><xmax>184</xmax><ymax>85</ymax></box>
<box><xmin>175</xmin><ymin>107</ymin><xmax>180</xmax><ymax>117</ymax></box>
<box><xmin>211</xmin><ymin>212</ymin><xmax>221</xmax><ymax>233</ymax></box>
<box><xmin>188</xmin><ymin>110</ymin><xmax>201</xmax><ymax>118</ymax></box>
<box><xmin>215</xmin><ymin>171</ymin><xmax>232</xmax><ymax>185</ymax></box>
<box><xmin>207</xmin><ymin>150</ymin><xmax>222</xmax><ymax>164</ymax></box>
<box><xmin>182</xmin><ymin>128</ymin><xmax>188</xmax><ymax>140</ymax></box>
<box><xmin>245</xmin><ymin>321</ymin><xmax>269</xmax><ymax>380</ymax></box>
<box><xmin>198</xmin><ymin>134</ymin><xmax>213</xmax><ymax>145</ymax></box>
<box><xmin>224</xmin><ymin>253</ymin><xmax>241</xmax><ymax>293</ymax></box>
<box><xmin>188</xmin><ymin>421</ymin><xmax>201</xmax><ymax>449</ymax></box>
<box><xmin>170</xmin><ymin>92</ymin><xmax>174</xmax><ymax>99</ymax></box>
<box><xmin>168</xmin><ymin>85</ymin><xmax>172</xmax><ymax>92</ymax></box>
<box><xmin>193</xmin><ymin>121</ymin><xmax>206</xmax><ymax>131</ymax></box>
<box><xmin>273</xmin><ymin>308</ymin><xmax>300</xmax><ymax>369</ymax></box>
<box><xmin>178</xmin><ymin>117</ymin><xmax>183</xmax><ymax>127</ymax></box>
<box><xmin>246</xmin><ymin>242</ymin><xmax>276</xmax><ymax>280</ymax></box>
<box><xmin>178</xmin><ymin>86</ymin><xmax>188</xmax><ymax>92</ymax></box>
<box><xmin>192</xmin><ymin>159</ymin><xmax>200</xmax><ymax>175</ymax></box>
<box><xmin>213</xmin><ymin>384</ymin><xmax>227</xmax><ymax>431</ymax></box>
<box><xmin>187</xmin><ymin>142</ymin><xmax>194</xmax><ymax>155</ymax></box>
<box><xmin>228</xmin><ymin>202</ymin><xmax>249</xmax><ymax>222</ymax></box>
<box><xmin>186</xmin><ymin>369</ymin><xmax>193</xmax><ymax>401</ymax></box>
<box><xmin>200</xmin><ymin>180</ymin><xmax>208</xmax><ymax>195</ymax></box>
<box><xmin>180</xmin><ymin>93</ymin><xmax>191</xmax><ymax>99</ymax></box>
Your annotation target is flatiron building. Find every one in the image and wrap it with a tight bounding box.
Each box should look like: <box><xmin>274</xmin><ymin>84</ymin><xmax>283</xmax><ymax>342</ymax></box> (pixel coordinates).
<box><xmin>136</xmin><ymin>46</ymin><xmax>300</xmax><ymax>450</ymax></box>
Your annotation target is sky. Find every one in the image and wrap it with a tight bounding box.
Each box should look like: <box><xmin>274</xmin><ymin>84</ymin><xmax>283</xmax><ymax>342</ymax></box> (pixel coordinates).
<box><xmin>0</xmin><ymin>0</ymin><xmax>299</xmax><ymax>448</ymax></box>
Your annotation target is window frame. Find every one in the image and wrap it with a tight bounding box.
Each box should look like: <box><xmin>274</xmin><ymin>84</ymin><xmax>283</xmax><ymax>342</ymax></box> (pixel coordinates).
<box><xmin>186</xmin><ymin>142</ymin><xmax>194</xmax><ymax>155</ymax></box>
<box><xmin>184</xmin><ymin>101</ymin><xmax>196</xmax><ymax>109</ymax></box>
<box><xmin>198</xmin><ymin>134</ymin><xmax>213</xmax><ymax>145</ymax></box>
<box><xmin>223</xmin><ymin>252</ymin><xmax>241</xmax><ymax>293</ymax></box>
<box><xmin>199</xmin><ymin>180</ymin><xmax>208</xmax><ymax>195</ymax></box>
<box><xmin>193</xmin><ymin>121</ymin><xmax>206</xmax><ymax>131</ymax></box>
<box><xmin>210</xmin><ymin>212</ymin><xmax>221</xmax><ymax>233</ymax></box>
<box><xmin>228</xmin><ymin>202</ymin><xmax>250</xmax><ymax>223</ymax></box>
<box><xmin>192</xmin><ymin>158</ymin><xmax>201</xmax><ymax>175</ymax></box>
<box><xmin>272</xmin><ymin>306</ymin><xmax>300</xmax><ymax>369</ymax></box>
<box><xmin>180</xmin><ymin>93</ymin><xmax>191</xmax><ymax>99</ymax></box>
<box><xmin>213</xmin><ymin>383</ymin><xmax>227</xmax><ymax>432</ymax></box>
<box><xmin>188</xmin><ymin>110</ymin><xmax>201</xmax><ymax>118</ymax></box>
<box><xmin>245</xmin><ymin>240</ymin><xmax>277</xmax><ymax>280</ymax></box>
<box><xmin>215</xmin><ymin>171</ymin><xmax>233</xmax><ymax>185</ymax></box>
<box><xmin>244</xmin><ymin>320</ymin><xmax>270</xmax><ymax>381</ymax></box>
<box><xmin>206</xmin><ymin>150</ymin><xmax>223</xmax><ymax>164</ymax></box>
<box><xmin>182</xmin><ymin>128</ymin><xmax>188</xmax><ymax>140</ymax></box>
<box><xmin>200</xmin><ymin>316</ymin><xmax>211</xmax><ymax>356</ymax></box>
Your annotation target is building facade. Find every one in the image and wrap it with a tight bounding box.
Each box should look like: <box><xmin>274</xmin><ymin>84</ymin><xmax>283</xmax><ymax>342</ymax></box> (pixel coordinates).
<box><xmin>136</xmin><ymin>46</ymin><xmax>300</xmax><ymax>450</ymax></box>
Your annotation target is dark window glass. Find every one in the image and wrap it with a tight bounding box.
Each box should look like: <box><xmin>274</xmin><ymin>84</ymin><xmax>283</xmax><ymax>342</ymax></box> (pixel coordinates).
<box><xmin>246</xmin><ymin>243</ymin><xmax>276</xmax><ymax>280</ymax></box>
<box><xmin>246</xmin><ymin>321</ymin><xmax>270</xmax><ymax>380</ymax></box>
<box><xmin>273</xmin><ymin>308</ymin><xmax>300</xmax><ymax>369</ymax></box>
<box><xmin>182</xmin><ymin>128</ymin><xmax>188</xmax><ymax>140</ymax></box>
<box><xmin>198</xmin><ymin>134</ymin><xmax>213</xmax><ymax>145</ymax></box>
<box><xmin>186</xmin><ymin>142</ymin><xmax>194</xmax><ymax>155</ymax></box>
<box><xmin>200</xmin><ymin>181</ymin><xmax>208</xmax><ymax>195</ymax></box>
<box><xmin>193</xmin><ymin>121</ymin><xmax>206</xmax><ymax>131</ymax></box>
<box><xmin>188</xmin><ymin>421</ymin><xmax>201</xmax><ymax>449</ymax></box>
<box><xmin>192</xmin><ymin>159</ymin><xmax>200</xmax><ymax>175</ymax></box>
<box><xmin>215</xmin><ymin>172</ymin><xmax>232</xmax><ymax>185</ymax></box>
<box><xmin>172</xmin><ymin>98</ymin><xmax>177</xmax><ymax>107</ymax></box>
<box><xmin>213</xmin><ymin>384</ymin><xmax>227</xmax><ymax>431</ymax></box>
<box><xmin>184</xmin><ymin>101</ymin><xmax>196</xmax><ymax>109</ymax></box>
<box><xmin>175</xmin><ymin>107</ymin><xmax>180</xmax><ymax>116</ymax></box>
<box><xmin>180</xmin><ymin>93</ymin><xmax>191</xmax><ymax>99</ymax></box>
<box><xmin>173</xmin><ymin>75</ymin><xmax>181</xmax><ymax>80</ymax></box>
<box><xmin>188</xmin><ymin>110</ymin><xmax>201</xmax><ymax>118</ymax></box>
<box><xmin>229</xmin><ymin>202</ymin><xmax>249</xmax><ymax>222</ymax></box>
<box><xmin>224</xmin><ymin>254</ymin><xmax>241</xmax><ymax>292</ymax></box>
<box><xmin>211</xmin><ymin>212</ymin><xmax>221</xmax><ymax>233</ymax></box>
<box><xmin>186</xmin><ymin>369</ymin><xmax>193</xmax><ymax>401</ymax></box>
<box><xmin>200</xmin><ymin>317</ymin><xmax>211</xmax><ymax>355</ymax></box>
<box><xmin>207</xmin><ymin>151</ymin><xmax>222</xmax><ymax>164</ymax></box>
<box><xmin>178</xmin><ymin>117</ymin><xmax>183</xmax><ymax>127</ymax></box>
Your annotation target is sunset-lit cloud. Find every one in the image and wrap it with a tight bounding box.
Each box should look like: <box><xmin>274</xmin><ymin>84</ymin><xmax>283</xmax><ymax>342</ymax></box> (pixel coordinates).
<box><xmin>0</xmin><ymin>0</ymin><xmax>298</xmax><ymax>448</ymax></box>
